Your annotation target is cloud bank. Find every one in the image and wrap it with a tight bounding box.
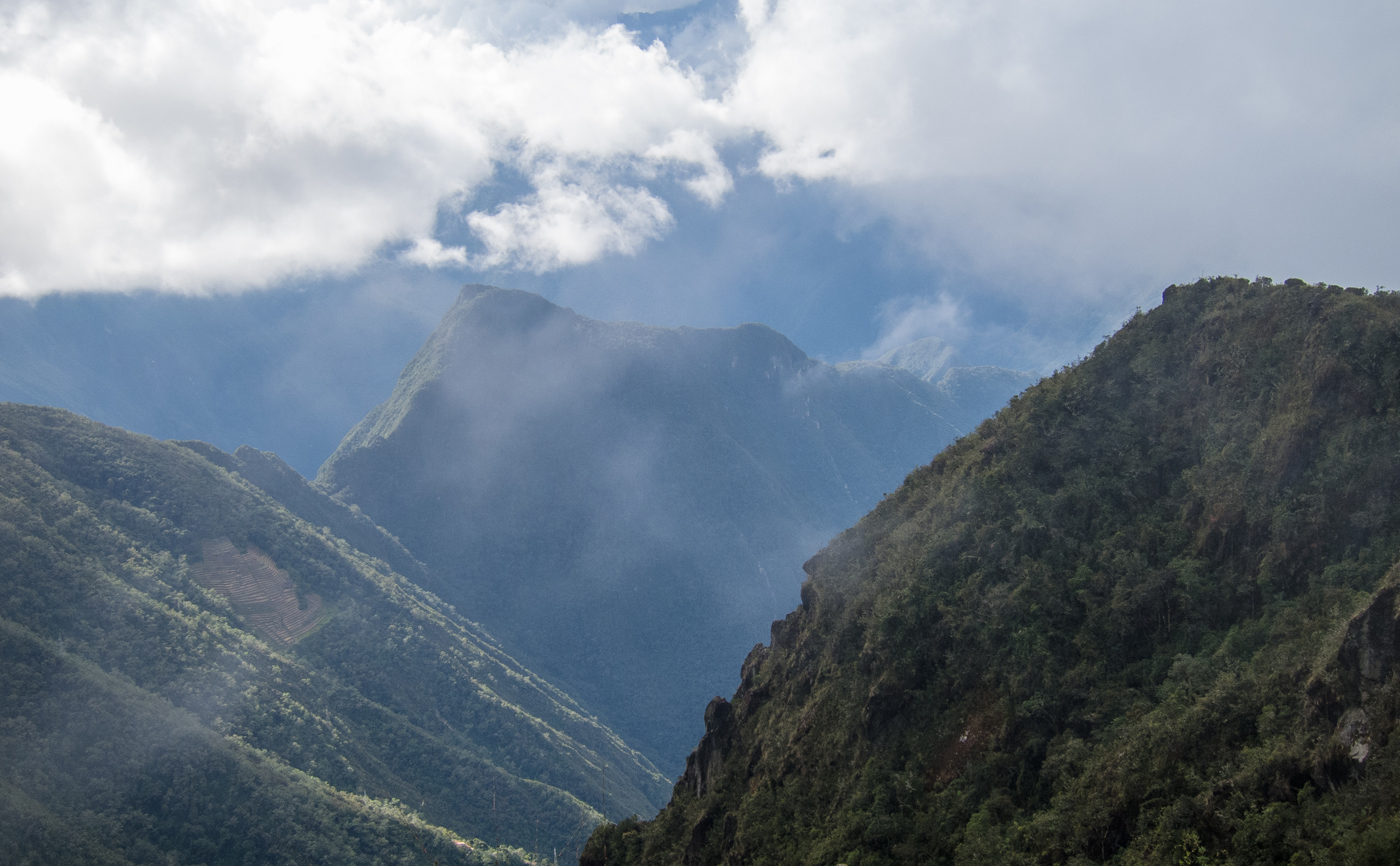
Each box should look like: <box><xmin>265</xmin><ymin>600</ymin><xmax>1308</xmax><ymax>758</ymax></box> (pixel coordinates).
<box><xmin>1</xmin><ymin>0</ymin><xmax>1396</xmax><ymax>297</ymax></box>
<box><xmin>0</xmin><ymin>1</ymin><xmax>727</xmax><ymax>294</ymax></box>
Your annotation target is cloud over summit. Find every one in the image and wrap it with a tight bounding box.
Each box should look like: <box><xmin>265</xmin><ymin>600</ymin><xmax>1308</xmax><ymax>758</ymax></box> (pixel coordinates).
<box><xmin>1</xmin><ymin>0</ymin><xmax>1395</xmax><ymax>297</ymax></box>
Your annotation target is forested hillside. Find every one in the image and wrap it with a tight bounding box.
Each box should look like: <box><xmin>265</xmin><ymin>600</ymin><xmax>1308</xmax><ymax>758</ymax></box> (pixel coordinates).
<box><xmin>317</xmin><ymin>285</ymin><xmax>1030</xmax><ymax>766</ymax></box>
<box><xmin>585</xmin><ymin>278</ymin><xmax>1400</xmax><ymax>865</ymax></box>
<box><xmin>0</xmin><ymin>406</ymin><xmax>667</xmax><ymax>864</ymax></box>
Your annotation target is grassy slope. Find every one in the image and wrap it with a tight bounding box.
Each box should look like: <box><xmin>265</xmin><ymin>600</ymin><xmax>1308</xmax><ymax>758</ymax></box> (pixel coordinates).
<box><xmin>0</xmin><ymin>405</ymin><xmax>667</xmax><ymax>863</ymax></box>
<box><xmin>586</xmin><ymin>278</ymin><xmax>1400</xmax><ymax>866</ymax></box>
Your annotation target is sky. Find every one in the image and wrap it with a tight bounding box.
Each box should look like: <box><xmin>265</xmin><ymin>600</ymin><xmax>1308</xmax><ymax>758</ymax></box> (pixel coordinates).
<box><xmin>1</xmin><ymin>0</ymin><xmax>1398</xmax><ymax>466</ymax></box>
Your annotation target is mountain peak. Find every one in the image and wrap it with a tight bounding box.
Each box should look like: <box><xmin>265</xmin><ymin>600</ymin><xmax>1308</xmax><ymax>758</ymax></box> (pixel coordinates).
<box><xmin>876</xmin><ymin>335</ymin><xmax>963</xmax><ymax>382</ymax></box>
<box><xmin>314</xmin><ymin>289</ymin><xmax>1030</xmax><ymax>765</ymax></box>
<box><xmin>583</xmin><ymin>277</ymin><xmax>1400</xmax><ymax>866</ymax></box>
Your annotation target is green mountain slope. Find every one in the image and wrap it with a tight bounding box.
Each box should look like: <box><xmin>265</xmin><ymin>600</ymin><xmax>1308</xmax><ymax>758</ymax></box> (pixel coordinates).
<box><xmin>316</xmin><ymin>285</ymin><xmax>1029</xmax><ymax>766</ymax></box>
<box><xmin>1</xmin><ymin>618</ymin><xmax>481</xmax><ymax>866</ymax></box>
<box><xmin>584</xmin><ymin>278</ymin><xmax>1400</xmax><ymax>866</ymax></box>
<box><xmin>174</xmin><ymin>439</ymin><xmax>429</xmax><ymax>584</ymax></box>
<box><xmin>0</xmin><ymin>405</ymin><xmax>668</xmax><ymax>863</ymax></box>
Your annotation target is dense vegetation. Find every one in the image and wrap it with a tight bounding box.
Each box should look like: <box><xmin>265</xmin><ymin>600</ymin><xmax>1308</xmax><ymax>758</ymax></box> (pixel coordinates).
<box><xmin>317</xmin><ymin>285</ymin><xmax>1030</xmax><ymax>767</ymax></box>
<box><xmin>0</xmin><ymin>405</ymin><xmax>667</xmax><ymax>864</ymax></box>
<box><xmin>174</xmin><ymin>439</ymin><xmax>429</xmax><ymax>584</ymax></box>
<box><xmin>584</xmin><ymin>278</ymin><xmax>1400</xmax><ymax>865</ymax></box>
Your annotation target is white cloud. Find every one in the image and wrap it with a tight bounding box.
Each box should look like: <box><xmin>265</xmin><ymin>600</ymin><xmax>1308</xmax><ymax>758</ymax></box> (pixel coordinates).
<box><xmin>0</xmin><ymin>69</ymin><xmax>167</xmax><ymax>295</ymax></box>
<box><xmin>644</xmin><ymin>130</ymin><xmax>732</xmax><ymax>206</ymax></box>
<box><xmin>731</xmin><ymin>0</ymin><xmax>1400</xmax><ymax>295</ymax></box>
<box><xmin>467</xmin><ymin>167</ymin><xmax>673</xmax><ymax>271</ymax></box>
<box><xmin>863</xmin><ymin>294</ymin><xmax>967</xmax><ymax>361</ymax></box>
<box><xmin>0</xmin><ymin>0</ymin><xmax>1396</xmax><ymax>297</ymax></box>
<box><xmin>0</xmin><ymin>0</ymin><xmax>726</xmax><ymax>295</ymax></box>
<box><xmin>401</xmin><ymin>237</ymin><xmax>469</xmax><ymax>268</ymax></box>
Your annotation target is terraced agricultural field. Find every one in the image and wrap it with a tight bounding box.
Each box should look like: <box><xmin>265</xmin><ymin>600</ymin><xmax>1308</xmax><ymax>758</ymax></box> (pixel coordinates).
<box><xmin>192</xmin><ymin>538</ymin><xmax>325</xmax><ymax>644</ymax></box>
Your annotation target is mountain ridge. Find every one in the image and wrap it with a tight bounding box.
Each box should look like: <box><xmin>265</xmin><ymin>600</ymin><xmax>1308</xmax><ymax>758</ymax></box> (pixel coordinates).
<box><xmin>0</xmin><ymin>404</ymin><xmax>667</xmax><ymax>863</ymax></box>
<box><xmin>583</xmin><ymin>277</ymin><xmax>1400</xmax><ymax>866</ymax></box>
<box><xmin>316</xmin><ymin>285</ymin><xmax>1034</xmax><ymax>767</ymax></box>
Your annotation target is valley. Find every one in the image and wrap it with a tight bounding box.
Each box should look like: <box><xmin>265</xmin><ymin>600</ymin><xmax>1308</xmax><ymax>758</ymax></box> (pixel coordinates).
<box><xmin>0</xmin><ymin>288</ymin><xmax>1029</xmax><ymax>863</ymax></box>
<box><xmin>317</xmin><ymin>285</ymin><xmax>1032</xmax><ymax>765</ymax></box>
<box><xmin>2</xmin><ymin>1</ymin><xmax>1384</xmax><ymax>861</ymax></box>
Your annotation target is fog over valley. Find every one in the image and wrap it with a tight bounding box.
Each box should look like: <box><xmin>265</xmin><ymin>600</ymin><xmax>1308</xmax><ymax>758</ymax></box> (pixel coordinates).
<box><xmin>315</xmin><ymin>285</ymin><xmax>1033</xmax><ymax>763</ymax></box>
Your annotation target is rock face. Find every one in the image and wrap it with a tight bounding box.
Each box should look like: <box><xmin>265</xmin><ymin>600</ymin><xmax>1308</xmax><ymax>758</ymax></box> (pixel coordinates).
<box><xmin>1336</xmin><ymin>586</ymin><xmax>1400</xmax><ymax>688</ymax></box>
<box><xmin>1307</xmin><ymin>583</ymin><xmax>1400</xmax><ymax>775</ymax></box>
<box><xmin>316</xmin><ymin>286</ymin><xmax>1031</xmax><ymax>767</ymax></box>
<box><xmin>678</xmin><ymin>697</ymin><xmax>736</xmax><ymax>799</ymax></box>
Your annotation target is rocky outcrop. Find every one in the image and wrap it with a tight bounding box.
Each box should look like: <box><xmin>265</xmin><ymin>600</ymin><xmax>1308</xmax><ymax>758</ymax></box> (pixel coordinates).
<box><xmin>1335</xmin><ymin>585</ymin><xmax>1400</xmax><ymax>692</ymax></box>
<box><xmin>678</xmin><ymin>697</ymin><xmax>736</xmax><ymax>799</ymax></box>
<box><xmin>1307</xmin><ymin>581</ymin><xmax>1400</xmax><ymax>777</ymax></box>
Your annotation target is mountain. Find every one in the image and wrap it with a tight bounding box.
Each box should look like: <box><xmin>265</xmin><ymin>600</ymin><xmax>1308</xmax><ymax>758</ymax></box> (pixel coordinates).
<box><xmin>874</xmin><ymin>336</ymin><xmax>1039</xmax><ymax>432</ymax></box>
<box><xmin>841</xmin><ymin>359</ymin><xmax>1039</xmax><ymax>442</ymax></box>
<box><xmin>0</xmin><ymin>405</ymin><xmax>668</xmax><ymax>864</ymax></box>
<box><xmin>173</xmin><ymin>440</ymin><xmax>429</xmax><ymax>584</ymax></box>
<box><xmin>933</xmin><ymin>364</ymin><xmax>1041</xmax><ymax>422</ymax></box>
<box><xmin>876</xmin><ymin>335</ymin><xmax>963</xmax><ymax>382</ymax></box>
<box><xmin>583</xmin><ymin>277</ymin><xmax>1400</xmax><ymax>866</ymax></box>
<box><xmin>316</xmin><ymin>285</ymin><xmax>1030</xmax><ymax>767</ymax></box>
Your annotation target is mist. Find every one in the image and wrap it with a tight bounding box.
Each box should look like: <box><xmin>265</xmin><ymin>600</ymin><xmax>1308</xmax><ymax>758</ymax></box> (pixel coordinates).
<box><xmin>0</xmin><ymin>268</ymin><xmax>462</xmax><ymax>476</ymax></box>
<box><xmin>314</xmin><ymin>285</ymin><xmax>1030</xmax><ymax>767</ymax></box>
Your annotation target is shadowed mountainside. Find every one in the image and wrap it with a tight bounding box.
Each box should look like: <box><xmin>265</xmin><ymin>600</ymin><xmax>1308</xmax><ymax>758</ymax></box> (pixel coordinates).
<box><xmin>316</xmin><ymin>285</ymin><xmax>1033</xmax><ymax>767</ymax></box>
<box><xmin>584</xmin><ymin>278</ymin><xmax>1400</xmax><ymax>866</ymax></box>
<box><xmin>0</xmin><ymin>405</ymin><xmax>668</xmax><ymax>864</ymax></box>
